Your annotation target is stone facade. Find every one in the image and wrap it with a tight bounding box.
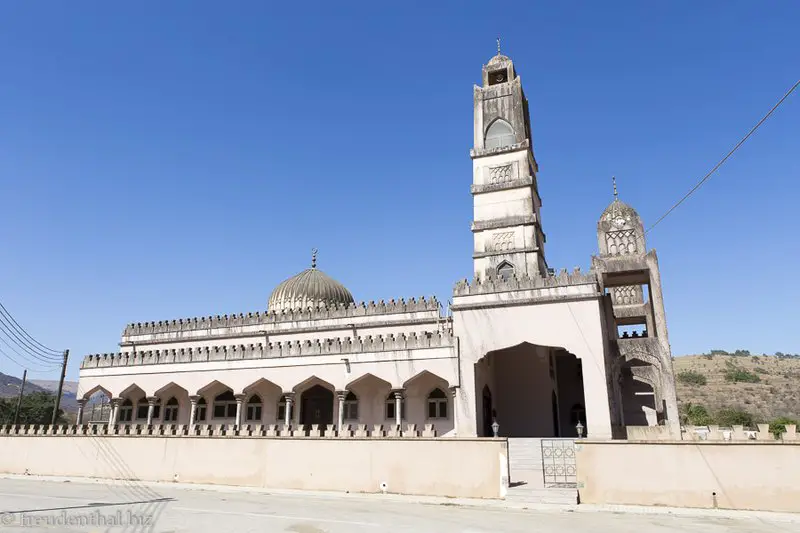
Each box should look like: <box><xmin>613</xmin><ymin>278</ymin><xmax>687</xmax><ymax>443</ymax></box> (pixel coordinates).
<box><xmin>76</xmin><ymin>50</ymin><xmax>678</xmax><ymax>441</ymax></box>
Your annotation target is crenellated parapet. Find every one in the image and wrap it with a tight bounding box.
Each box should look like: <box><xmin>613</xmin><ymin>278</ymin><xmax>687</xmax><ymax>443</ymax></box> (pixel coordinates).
<box><xmin>453</xmin><ymin>268</ymin><xmax>599</xmax><ymax>296</ymax></box>
<box><xmin>122</xmin><ymin>297</ymin><xmax>441</xmax><ymax>337</ymax></box>
<box><xmin>83</xmin><ymin>330</ymin><xmax>455</xmax><ymax>369</ymax></box>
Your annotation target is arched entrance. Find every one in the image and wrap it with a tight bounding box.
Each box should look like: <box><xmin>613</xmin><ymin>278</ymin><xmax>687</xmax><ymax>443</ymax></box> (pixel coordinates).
<box><xmin>300</xmin><ymin>385</ymin><xmax>333</xmax><ymax>427</ymax></box>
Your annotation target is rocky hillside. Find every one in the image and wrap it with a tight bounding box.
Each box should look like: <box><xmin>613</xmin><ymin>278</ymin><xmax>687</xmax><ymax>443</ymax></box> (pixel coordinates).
<box><xmin>674</xmin><ymin>353</ymin><xmax>800</xmax><ymax>422</ymax></box>
<box><xmin>0</xmin><ymin>373</ymin><xmax>78</xmax><ymax>413</ymax></box>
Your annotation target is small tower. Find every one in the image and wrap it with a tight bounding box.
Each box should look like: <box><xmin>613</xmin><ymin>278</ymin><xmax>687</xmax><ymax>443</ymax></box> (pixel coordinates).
<box><xmin>470</xmin><ymin>45</ymin><xmax>547</xmax><ymax>281</ymax></box>
<box><xmin>597</xmin><ymin>178</ymin><xmax>646</xmax><ymax>257</ymax></box>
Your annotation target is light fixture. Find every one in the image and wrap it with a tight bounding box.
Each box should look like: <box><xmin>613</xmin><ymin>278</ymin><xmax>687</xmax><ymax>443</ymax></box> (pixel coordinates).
<box><xmin>576</xmin><ymin>421</ymin><xmax>585</xmax><ymax>439</ymax></box>
<box><xmin>491</xmin><ymin>419</ymin><xmax>499</xmax><ymax>437</ymax></box>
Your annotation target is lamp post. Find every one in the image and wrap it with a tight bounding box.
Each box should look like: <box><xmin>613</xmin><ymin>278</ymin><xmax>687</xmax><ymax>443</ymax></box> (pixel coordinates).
<box><xmin>491</xmin><ymin>419</ymin><xmax>499</xmax><ymax>438</ymax></box>
<box><xmin>575</xmin><ymin>420</ymin><xmax>584</xmax><ymax>439</ymax></box>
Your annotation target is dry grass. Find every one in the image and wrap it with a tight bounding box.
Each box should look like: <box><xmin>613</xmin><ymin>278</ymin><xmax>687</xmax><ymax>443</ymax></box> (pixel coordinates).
<box><xmin>674</xmin><ymin>354</ymin><xmax>800</xmax><ymax>421</ymax></box>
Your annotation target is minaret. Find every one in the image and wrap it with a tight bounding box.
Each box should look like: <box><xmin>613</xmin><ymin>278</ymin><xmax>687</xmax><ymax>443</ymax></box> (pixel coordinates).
<box><xmin>470</xmin><ymin>43</ymin><xmax>547</xmax><ymax>280</ymax></box>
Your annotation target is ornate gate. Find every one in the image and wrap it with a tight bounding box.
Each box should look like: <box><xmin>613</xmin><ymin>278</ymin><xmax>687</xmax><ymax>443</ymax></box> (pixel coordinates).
<box><xmin>540</xmin><ymin>439</ymin><xmax>577</xmax><ymax>488</ymax></box>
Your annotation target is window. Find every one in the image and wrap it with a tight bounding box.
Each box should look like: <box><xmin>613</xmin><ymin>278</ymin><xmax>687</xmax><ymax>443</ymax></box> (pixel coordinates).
<box><xmin>497</xmin><ymin>261</ymin><xmax>514</xmax><ymax>281</ymax></box>
<box><xmin>119</xmin><ymin>399</ymin><xmax>133</xmax><ymax>422</ymax></box>
<box><xmin>136</xmin><ymin>399</ymin><xmax>148</xmax><ymax>420</ymax></box>
<box><xmin>277</xmin><ymin>398</ymin><xmax>293</xmax><ymax>422</ymax></box>
<box><xmin>163</xmin><ymin>397</ymin><xmax>179</xmax><ymax>422</ymax></box>
<box><xmin>484</xmin><ymin>119</ymin><xmax>515</xmax><ymax>150</ymax></box>
<box><xmin>196</xmin><ymin>397</ymin><xmax>207</xmax><ymax>422</ymax></box>
<box><xmin>246</xmin><ymin>395</ymin><xmax>262</xmax><ymax>422</ymax></box>
<box><xmin>213</xmin><ymin>390</ymin><xmax>237</xmax><ymax>419</ymax></box>
<box><xmin>343</xmin><ymin>391</ymin><xmax>358</xmax><ymax>421</ymax></box>
<box><xmin>385</xmin><ymin>393</ymin><xmax>406</xmax><ymax>420</ymax></box>
<box><xmin>427</xmin><ymin>388</ymin><xmax>448</xmax><ymax>419</ymax></box>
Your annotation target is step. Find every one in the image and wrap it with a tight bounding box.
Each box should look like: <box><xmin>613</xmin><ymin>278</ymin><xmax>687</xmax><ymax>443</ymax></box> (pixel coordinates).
<box><xmin>505</xmin><ymin>488</ymin><xmax>578</xmax><ymax>506</ymax></box>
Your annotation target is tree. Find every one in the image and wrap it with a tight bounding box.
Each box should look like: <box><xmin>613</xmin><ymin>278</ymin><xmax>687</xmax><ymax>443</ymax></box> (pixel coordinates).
<box><xmin>0</xmin><ymin>391</ymin><xmax>67</xmax><ymax>425</ymax></box>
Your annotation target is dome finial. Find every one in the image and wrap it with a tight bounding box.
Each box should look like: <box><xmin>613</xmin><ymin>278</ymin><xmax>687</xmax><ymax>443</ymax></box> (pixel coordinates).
<box><xmin>612</xmin><ymin>176</ymin><xmax>618</xmax><ymax>199</ymax></box>
<box><xmin>311</xmin><ymin>248</ymin><xmax>318</xmax><ymax>269</ymax></box>
<box><xmin>497</xmin><ymin>36</ymin><xmax>501</xmax><ymax>55</ymax></box>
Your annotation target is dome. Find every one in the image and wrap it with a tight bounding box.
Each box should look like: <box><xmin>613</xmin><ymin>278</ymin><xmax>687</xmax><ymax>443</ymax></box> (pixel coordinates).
<box><xmin>488</xmin><ymin>53</ymin><xmax>511</xmax><ymax>65</ymax></box>
<box><xmin>601</xmin><ymin>198</ymin><xmax>639</xmax><ymax>222</ymax></box>
<box><xmin>268</xmin><ymin>254</ymin><xmax>354</xmax><ymax>312</ymax></box>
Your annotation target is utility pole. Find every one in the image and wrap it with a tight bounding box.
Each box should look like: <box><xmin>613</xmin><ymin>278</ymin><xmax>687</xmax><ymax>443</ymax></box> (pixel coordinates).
<box><xmin>51</xmin><ymin>350</ymin><xmax>69</xmax><ymax>425</ymax></box>
<box><xmin>12</xmin><ymin>370</ymin><xmax>27</xmax><ymax>426</ymax></box>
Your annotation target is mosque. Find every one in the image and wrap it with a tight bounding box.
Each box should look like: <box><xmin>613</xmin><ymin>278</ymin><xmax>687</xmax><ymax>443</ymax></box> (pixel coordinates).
<box><xmin>77</xmin><ymin>49</ymin><xmax>679</xmax><ymax>441</ymax></box>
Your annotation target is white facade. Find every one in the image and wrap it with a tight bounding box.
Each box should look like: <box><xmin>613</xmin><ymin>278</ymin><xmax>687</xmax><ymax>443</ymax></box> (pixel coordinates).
<box><xmin>77</xmin><ymin>51</ymin><xmax>679</xmax><ymax>440</ymax></box>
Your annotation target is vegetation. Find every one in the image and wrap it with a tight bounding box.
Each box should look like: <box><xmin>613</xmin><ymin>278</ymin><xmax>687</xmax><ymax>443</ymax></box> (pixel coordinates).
<box><xmin>724</xmin><ymin>360</ymin><xmax>760</xmax><ymax>383</ymax></box>
<box><xmin>679</xmin><ymin>402</ymin><xmax>796</xmax><ymax>434</ymax></box>
<box><xmin>0</xmin><ymin>392</ymin><xmax>67</xmax><ymax>425</ymax></box>
<box><xmin>677</xmin><ymin>370</ymin><xmax>707</xmax><ymax>386</ymax></box>
<box><xmin>769</xmin><ymin>416</ymin><xmax>800</xmax><ymax>438</ymax></box>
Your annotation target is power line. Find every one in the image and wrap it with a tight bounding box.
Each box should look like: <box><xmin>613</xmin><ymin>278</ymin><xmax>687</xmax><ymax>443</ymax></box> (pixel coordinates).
<box><xmin>646</xmin><ymin>78</ymin><xmax>800</xmax><ymax>234</ymax></box>
<box><xmin>0</xmin><ymin>315</ymin><xmax>62</xmax><ymax>364</ymax></box>
<box><xmin>0</xmin><ymin>300</ymin><xmax>63</xmax><ymax>357</ymax></box>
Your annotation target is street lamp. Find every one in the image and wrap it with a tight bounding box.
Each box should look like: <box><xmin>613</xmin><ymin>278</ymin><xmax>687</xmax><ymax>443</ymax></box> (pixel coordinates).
<box><xmin>575</xmin><ymin>421</ymin><xmax>584</xmax><ymax>439</ymax></box>
<box><xmin>491</xmin><ymin>419</ymin><xmax>499</xmax><ymax>437</ymax></box>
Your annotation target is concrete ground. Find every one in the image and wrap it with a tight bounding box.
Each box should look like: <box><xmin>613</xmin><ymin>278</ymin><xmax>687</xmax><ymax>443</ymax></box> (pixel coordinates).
<box><xmin>0</xmin><ymin>476</ymin><xmax>796</xmax><ymax>533</ymax></box>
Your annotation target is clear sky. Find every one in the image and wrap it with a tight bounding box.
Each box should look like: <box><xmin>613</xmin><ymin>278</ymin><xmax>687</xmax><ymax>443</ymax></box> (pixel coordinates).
<box><xmin>1</xmin><ymin>1</ymin><xmax>798</xmax><ymax>381</ymax></box>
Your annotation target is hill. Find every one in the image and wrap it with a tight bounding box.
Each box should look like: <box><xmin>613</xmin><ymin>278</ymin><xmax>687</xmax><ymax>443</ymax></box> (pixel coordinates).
<box><xmin>0</xmin><ymin>373</ymin><xmax>79</xmax><ymax>413</ymax></box>
<box><xmin>674</xmin><ymin>353</ymin><xmax>800</xmax><ymax>423</ymax></box>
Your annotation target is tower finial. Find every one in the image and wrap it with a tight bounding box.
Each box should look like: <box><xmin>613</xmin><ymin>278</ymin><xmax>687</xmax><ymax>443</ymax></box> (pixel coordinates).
<box><xmin>311</xmin><ymin>248</ymin><xmax>318</xmax><ymax>269</ymax></box>
<box><xmin>497</xmin><ymin>37</ymin><xmax>501</xmax><ymax>55</ymax></box>
<box><xmin>612</xmin><ymin>176</ymin><xmax>618</xmax><ymax>199</ymax></box>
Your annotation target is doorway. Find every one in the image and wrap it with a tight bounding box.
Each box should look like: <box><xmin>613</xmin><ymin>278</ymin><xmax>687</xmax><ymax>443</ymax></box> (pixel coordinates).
<box><xmin>482</xmin><ymin>386</ymin><xmax>494</xmax><ymax>437</ymax></box>
<box><xmin>300</xmin><ymin>385</ymin><xmax>334</xmax><ymax>428</ymax></box>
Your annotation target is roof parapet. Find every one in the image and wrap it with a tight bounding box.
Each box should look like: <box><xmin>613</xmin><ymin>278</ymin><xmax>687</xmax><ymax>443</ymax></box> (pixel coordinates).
<box><xmin>453</xmin><ymin>268</ymin><xmax>598</xmax><ymax>296</ymax></box>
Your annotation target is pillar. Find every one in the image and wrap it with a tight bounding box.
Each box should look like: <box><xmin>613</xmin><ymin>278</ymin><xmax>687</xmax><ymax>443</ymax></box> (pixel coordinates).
<box><xmin>449</xmin><ymin>386</ymin><xmax>459</xmax><ymax>436</ymax></box>
<box><xmin>392</xmin><ymin>389</ymin><xmax>404</xmax><ymax>427</ymax></box>
<box><xmin>188</xmin><ymin>395</ymin><xmax>199</xmax><ymax>427</ymax></box>
<box><xmin>283</xmin><ymin>393</ymin><xmax>294</xmax><ymax>426</ymax></box>
<box><xmin>109</xmin><ymin>398</ymin><xmax>121</xmax><ymax>426</ymax></box>
<box><xmin>146</xmin><ymin>396</ymin><xmax>157</xmax><ymax>426</ymax></box>
<box><xmin>336</xmin><ymin>390</ymin><xmax>346</xmax><ymax>429</ymax></box>
<box><xmin>76</xmin><ymin>399</ymin><xmax>86</xmax><ymax>425</ymax></box>
<box><xmin>234</xmin><ymin>394</ymin><xmax>246</xmax><ymax>427</ymax></box>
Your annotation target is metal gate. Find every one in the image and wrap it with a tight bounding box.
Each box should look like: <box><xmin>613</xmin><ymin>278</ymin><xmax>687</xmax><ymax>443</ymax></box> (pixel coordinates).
<box><xmin>541</xmin><ymin>439</ymin><xmax>577</xmax><ymax>488</ymax></box>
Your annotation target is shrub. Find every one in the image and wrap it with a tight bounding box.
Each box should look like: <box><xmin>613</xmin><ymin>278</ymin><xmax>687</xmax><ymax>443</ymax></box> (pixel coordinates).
<box><xmin>715</xmin><ymin>407</ymin><xmax>755</xmax><ymax>428</ymax></box>
<box><xmin>724</xmin><ymin>367</ymin><xmax>761</xmax><ymax>383</ymax></box>
<box><xmin>754</xmin><ymin>367</ymin><xmax>768</xmax><ymax>374</ymax></box>
<box><xmin>681</xmin><ymin>403</ymin><xmax>712</xmax><ymax>426</ymax></box>
<box><xmin>769</xmin><ymin>417</ymin><xmax>799</xmax><ymax>438</ymax></box>
<box><xmin>677</xmin><ymin>370</ymin><xmax>707</xmax><ymax>386</ymax></box>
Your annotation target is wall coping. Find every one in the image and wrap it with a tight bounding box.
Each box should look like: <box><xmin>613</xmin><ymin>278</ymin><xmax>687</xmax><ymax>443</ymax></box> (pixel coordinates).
<box><xmin>453</xmin><ymin>268</ymin><xmax>599</xmax><ymax>297</ymax></box>
<box><xmin>123</xmin><ymin>297</ymin><xmax>442</xmax><ymax>338</ymax></box>
<box><xmin>82</xmin><ymin>330</ymin><xmax>454</xmax><ymax>369</ymax></box>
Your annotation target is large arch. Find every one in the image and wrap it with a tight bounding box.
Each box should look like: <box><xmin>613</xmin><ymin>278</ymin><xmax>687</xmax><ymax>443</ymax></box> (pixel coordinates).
<box><xmin>293</xmin><ymin>376</ymin><xmax>335</xmax><ymax>428</ymax></box>
<box><xmin>242</xmin><ymin>378</ymin><xmax>282</xmax><ymax>424</ymax></box>
<box><xmin>403</xmin><ymin>370</ymin><xmax>453</xmax><ymax>435</ymax></box>
<box><xmin>346</xmin><ymin>373</ymin><xmax>392</xmax><ymax>427</ymax></box>
<box><xmin>484</xmin><ymin>118</ymin><xmax>516</xmax><ymax>149</ymax></box>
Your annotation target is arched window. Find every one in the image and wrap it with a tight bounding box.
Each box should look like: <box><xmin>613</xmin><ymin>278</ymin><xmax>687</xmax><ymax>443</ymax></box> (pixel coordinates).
<box><xmin>497</xmin><ymin>261</ymin><xmax>515</xmax><ymax>281</ymax></box>
<box><xmin>277</xmin><ymin>397</ymin><xmax>293</xmax><ymax>422</ymax></box>
<box><xmin>427</xmin><ymin>388</ymin><xmax>448</xmax><ymax>419</ymax></box>
<box><xmin>119</xmin><ymin>399</ymin><xmax>133</xmax><ymax>422</ymax></box>
<box><xmin>343</xmin><ymin>391</ymin><xmax>358</xmax><ymax>421</ymax></box>
<box><xmin>484</xmin><ymin>119</ymin><xmax>515</xmax><ymax>150</ymax></box>
<box><xmin>246</xmin><ymin>394</ymin><xmax>262</xmax><ymax>421</ymax></box>
<box><xmin>163</xmin><ymin>397</ymin><xmax>179</xmax><ymax>422</ymax></box>
<box><xmin>196</xmin><ymin>397</ymin><xmax>207</xmax><ymax>422</ymax></box>
<box><xmin>213</xmin><ymin>390</ymin><xmax>237</xmax><ymax>419</ymax></box>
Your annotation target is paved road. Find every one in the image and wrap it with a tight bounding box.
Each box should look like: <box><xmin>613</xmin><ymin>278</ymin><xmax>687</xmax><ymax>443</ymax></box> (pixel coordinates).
<box><xmin>0</xmin><ymin>477</ymin><xmax>794</xmax><ymax>532</ymax></box>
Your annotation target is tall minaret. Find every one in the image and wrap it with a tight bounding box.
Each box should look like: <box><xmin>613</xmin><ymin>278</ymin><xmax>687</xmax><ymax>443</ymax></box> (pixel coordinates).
<box><xmin>470</xmin><ymin>44</ymin><xmax>547</xmax><ymax>280</ymax></box>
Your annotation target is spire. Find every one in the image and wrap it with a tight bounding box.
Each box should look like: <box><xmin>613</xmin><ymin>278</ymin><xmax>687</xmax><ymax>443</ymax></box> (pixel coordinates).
<box><xmin>311</xmin><ymin>248</ymin><xmax>318</xmax><ymax>269</ymax></box>
<box><xmin>497</xmin><ymin>37</ymin><xmax>501</xmax><ymax>55</ymax></box>
<box><xmin>612</xmin><ymin>176</ymin><xmax>618</xmax><ymax>199</ymax></box>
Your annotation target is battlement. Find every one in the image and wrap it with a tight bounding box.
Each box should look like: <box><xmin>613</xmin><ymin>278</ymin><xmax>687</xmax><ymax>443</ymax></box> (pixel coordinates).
<box><xmin>123</xmin><ymin>297</ymin><xmax>441</xmax><ymax>338</ymax></box>
<box><xmin>453</xmin><ymin>268</ymin><xmax>599</xmax><ymax>296</ymax></box>
<box><xmin>82</xmin><ymin>330</ymin><xmax>454</xmax><ymax>369</ymax></box>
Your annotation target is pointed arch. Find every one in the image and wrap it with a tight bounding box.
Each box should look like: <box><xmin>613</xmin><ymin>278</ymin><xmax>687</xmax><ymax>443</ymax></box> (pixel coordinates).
<box><xmin>484</xmin><ymin>118</ymin><xmax>515</xmax><ymax>149</ymax></box>
<box><xmin>497</xmin><ymin>261</ymin><xmax>515</xmax><ymax>281</ymax></box>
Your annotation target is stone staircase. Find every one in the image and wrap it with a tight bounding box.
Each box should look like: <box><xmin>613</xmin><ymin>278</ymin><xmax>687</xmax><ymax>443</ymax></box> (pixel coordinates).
<box><xmin>505</xmin><ymin>438</ymin><xmax>578</xmax><ymax>506</ymax></box>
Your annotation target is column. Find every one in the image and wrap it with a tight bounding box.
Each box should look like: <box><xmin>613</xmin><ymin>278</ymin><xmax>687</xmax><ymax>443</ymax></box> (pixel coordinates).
<box><xmin>146</xmin><ymin>396</ymin><xmax>157</xmax><ymax>426</ymax></box>
<box><xmin>336</xmin><ymin>390</ymin><xmax>347</xmax><ymax>429</ymax></box>
<box><xmin>234</xmin><ymin>394</ymin><xmax>246</xmax><ymax>427</ymax></box>
<box><xmin>109</xmin><ymin>398</ymin><xmax>121</xmax><ymax>426</ymax></box>
<box><xmin>449</xmin><ymin>386</ymin><xmax>459</xmax><ymax>436</ymax></box>
<box><xmin>188</xmin><ymin>395</ymin><xmax>199</xmax><ymax>427</ymax></box>
<box><xmin>76</xmin><ymin>399</ymin><xmax>86</xmax><ymax>425</ymax></box>
<box><xmin>392</xmin><ymin>389</ymin><xmax>404</xmax><ymax>427</ymax></box>
<box><xmin>283</xmin><ymin>393</ymin><xmax>294</xmax><ymax>426</ymax></box>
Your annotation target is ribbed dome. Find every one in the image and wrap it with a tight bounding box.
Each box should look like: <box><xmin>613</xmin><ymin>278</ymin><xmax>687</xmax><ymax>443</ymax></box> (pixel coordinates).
<box><xmin>488</xmin><ymin>53</ymin><xmax>511</xmax><ymax>65</ymax></box>
<box><xmin>268</xmin><ymin>265</ymin><xmax>354</xmax><ymax>313</ymax></box>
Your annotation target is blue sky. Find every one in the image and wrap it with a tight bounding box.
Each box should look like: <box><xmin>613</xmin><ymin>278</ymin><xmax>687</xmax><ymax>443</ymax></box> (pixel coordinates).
<box><xmin>0</xmin><ymin>1</ymin><xmax>798</xmax><ymax>381</ymax></box>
